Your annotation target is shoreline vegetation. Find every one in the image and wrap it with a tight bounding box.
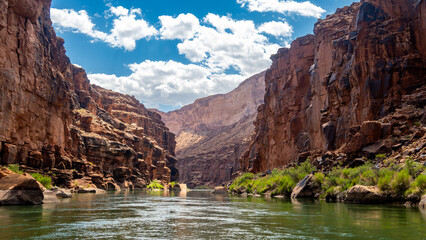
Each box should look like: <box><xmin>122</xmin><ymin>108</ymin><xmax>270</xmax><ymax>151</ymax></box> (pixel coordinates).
<box><xmin>229</xmin><ymin>157</ymin><xmax>426</xmax><ymax>205</ymax></box>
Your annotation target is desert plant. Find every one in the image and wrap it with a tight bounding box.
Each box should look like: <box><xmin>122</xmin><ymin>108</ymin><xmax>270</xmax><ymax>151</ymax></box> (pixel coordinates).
<box><xmin>6</xmin><ymin>164</ymin><xmax>23</xmax><ymax>174</ymax></box>
<box><xmin>147</xmin><ymin>179</ymin><xmax>164</xmax><ymax>189</ymax></box>
<box><xmin>30</xmin><ymin>173</ymin><xmax>52</xmax><ymax>189</ymax></box>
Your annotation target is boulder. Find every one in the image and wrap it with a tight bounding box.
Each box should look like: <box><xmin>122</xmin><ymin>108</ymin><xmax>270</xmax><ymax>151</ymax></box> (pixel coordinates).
<box><xmin>43</xmin><ymin>190</ymin><xmax>60</xmax><ymax>204</ymax></box>
<box><xmin>291</xmin><ymin>174</ymin><xmax>320</xmax><ymax>198</ymax></box>
<box><xmin>212</xmin><ymin>186</ymin><xmax>228</xmax><ymax>194</ymax></box>
<box><xmin>0</xmin><ymin>168</ymin><xmax>44</xmax><ymax>205</ymax></box>
<box><xmin>51</xmin><ymin>187</ymin><xmax>72</xmax><ymax>198</ymax></box>
<box><xmin>345</xmin><ymin>185</ymin><xmax>387</xmax><ymax>204</ymax></box>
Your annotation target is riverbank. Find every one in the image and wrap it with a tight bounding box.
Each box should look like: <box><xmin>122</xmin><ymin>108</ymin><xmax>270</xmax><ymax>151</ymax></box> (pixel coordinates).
<box><xmin>229</xmin><ymin>158</ymin><xmax>426</xmax><ymax>207</ymax></box>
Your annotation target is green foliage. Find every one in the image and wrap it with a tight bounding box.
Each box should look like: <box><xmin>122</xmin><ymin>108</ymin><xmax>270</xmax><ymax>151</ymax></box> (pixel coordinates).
<box><xmin>407</xmin><ymin>174</ymin><xmax>426</xmax><ymax>195</ymax></box>
<box><xmin>414</xmin><ymin>122</ymin><xmax>421</xmax><ymax>127</ymax></box>
<box><xmin>375</xmin><ymin>154</ymin><xmax>387</xmax><ymax>160</ymax></box>
<box><xmin>147</xmin><ymin>179</ymin><xmax>164</xmax><ymax>189</ymax></box>
<box><xmin>230</xmin><ymin>161</ymin><xmax>315</xmax><ymax>196</ymax></box>
<box><xmin>390</xmin><ymin>169</ymin><xmax>411</xmax><ymax>196</ymax></box>
<box><xmin>378</xmin><ymin>168</ymin><xmax>394</xmax><ymax>192</ymax></box>
<box><xmin>314</xmin><ymin>172</ymin><xmax>325</xmax><ymax>185</ymax></box>
<box><xmin>6</xmin><ymin>164</ymin><xmax>23</xmax><ymax>174</ymax></box>
<box><xmin>30</xmin><ymin>173</ymin><xmax>52</xmax><ymax>189</ymax></box>
<box><xmin>169</xmin><ymin>182</ymin><xmax>178</xmax><ymax>188</ymax></box>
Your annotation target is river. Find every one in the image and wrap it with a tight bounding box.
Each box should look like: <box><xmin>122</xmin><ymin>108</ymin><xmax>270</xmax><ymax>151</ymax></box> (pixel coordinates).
<box><xmin>0</xmin><ymin>190</ymin><xmax>425</xmax><ymax>239</ymax></box>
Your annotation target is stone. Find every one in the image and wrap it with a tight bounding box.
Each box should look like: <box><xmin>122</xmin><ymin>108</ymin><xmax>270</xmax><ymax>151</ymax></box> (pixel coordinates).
<box><xmin>345</xmin><ymin>185</ymin><xmax>387</xmax><ymax>204</ymax></box>
<box><xmin>1</xmin><ymin>143</ymin><xmax>18</xmax><ymax>165</ymax></box>
<box><xmin>0</xmin><ymin>168</ymin><xmax>44</xmax><ymax>205</ymax></box>
<box><xmin>212</xmin><ymin>186</ymin><xmax>228</xmax><ymax>195</ymax></box>
<box><xmin>51</xmin><ymin>187</ymin><xmax>72</xmax><ymax>198</ymax></box>
<box><xmin>291</xmin><ymin>174</ymin><xmax>320</xmax><ymax>198</ymax></box>
<box><xmin>43</xmin><ymin>190</ymin><xmax>60</xmax><ymax>204</ymax></box>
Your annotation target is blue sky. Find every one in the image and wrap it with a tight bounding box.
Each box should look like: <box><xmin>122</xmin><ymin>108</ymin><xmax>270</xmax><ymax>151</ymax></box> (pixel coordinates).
<box><xmin>51</xmin><ymin>0</ymin><xmax>357</xmax><ymax>112</ymax></box>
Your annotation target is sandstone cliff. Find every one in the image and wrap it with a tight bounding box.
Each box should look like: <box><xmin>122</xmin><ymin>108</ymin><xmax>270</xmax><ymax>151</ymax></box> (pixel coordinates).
<box><xmin>0</xmin><ymin>0</ymin><xmax>177</xmax><ymax>190</ymax></box>
<box><xmin>159</xmin><ymin>72</ymin><xmax>265</xmax><ymax>187</ymax></box>
<box><xmin>241</xmin><ymin>0</ymin><xmax>426</xmax><ymax>173</ymax></box>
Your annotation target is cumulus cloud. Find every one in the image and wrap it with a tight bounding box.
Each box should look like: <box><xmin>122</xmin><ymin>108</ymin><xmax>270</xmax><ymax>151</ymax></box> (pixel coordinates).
<box><xmin>51</xmin><ymin>6</ymin><xmax>157</xmax><ymax>51</ymax></box>
<box><xmin>162</xmin><ymin>13</ymin><xmax>284</xmax><ymax>77</ymax></box>
<box><xmin>88</xmin><ymin>60</ymin><xmax>244</xmax><ymax>108</ymax></box>
<box><xmin>159</xmin><ymin>13</ymin><xmax>200</xmax><ymax>40</ymax></box>
<box><xmin>52</xmin><ymin>5</ymin><xmax>297</xmax><ymax>108</ymax></box>
<box><xmin>258</xmin><ymin>21</ymin><xmax>293</xmax><ymax>37</ymax></box>
<box><xmin>237</xmin><ymin>0</ymin><xmax>325</xmax><ymax>18</ymax></box>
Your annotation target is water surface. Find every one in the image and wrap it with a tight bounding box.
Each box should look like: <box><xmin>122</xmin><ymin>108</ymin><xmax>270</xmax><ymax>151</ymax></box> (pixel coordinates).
<box><xmin>0</xmin><ymin>190</ymin><xmax>425</xmax><ymax>239</ymax></box>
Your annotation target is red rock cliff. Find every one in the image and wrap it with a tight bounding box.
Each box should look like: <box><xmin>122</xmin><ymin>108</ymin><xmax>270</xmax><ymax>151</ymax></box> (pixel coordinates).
<box><xmin>241</xmin><ymin>0</ymin><xmax>425</xmax><ymax>173</ymax></box>
<box><xmin>0</xmin><ymin>0</ymin><xmax>177</xmax><ymax>189</ymax></box>
<box><xmin>159</xmin><ymin>72</ymin><xmax>265</xmax><ymax>187</ymax></box>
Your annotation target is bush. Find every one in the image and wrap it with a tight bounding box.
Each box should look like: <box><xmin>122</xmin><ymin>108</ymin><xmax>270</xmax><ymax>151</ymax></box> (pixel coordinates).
<box><xmin>169</xmin><ymin>182</ymin><xmax>178</xmax><ymax>188</ymax></box>
<box><xmin>30</xmin><ymin>173</ymin><xmax>52</xmax><ymax>189</ymax></box>
<box><xmin>378</xmin><ymin>169</ymin><xmax>394</xmax><ymax>192</ymax></box>
<box><xmin>6</xmin><ymin>164</ymin><xmax>23</xmax><ymax>174</ymax></box>
<box><xmin>391</xmin><ymin>169</ymin><xmax>411</xmax><ymax>196</ymax></box>
<box><xmin>147</xmin><ymin>179</ymin><xmax>164</xmax><ymax>189</ymax></box>
<box><xmin>375</xmin><ymin>154</ymin><xmax>387</xmax><ymax>160</ymax></box>
<box><xmin>408</xmin><ymin>174</ymin><xmax>426</xmax><ymax>195</ymax></box>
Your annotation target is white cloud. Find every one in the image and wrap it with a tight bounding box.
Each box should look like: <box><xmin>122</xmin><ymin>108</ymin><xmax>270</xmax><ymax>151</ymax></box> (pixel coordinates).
<box><xmin>50</xmin><ymin>6</ymin><xmax>157</xmax><ymax>51</ymax></box>
<box><xmin>237</xmin><ymin>0</ymin><xmax>325</xmax><ymax>18</ymax></box>
<box><xmin>159</xmin><ymin>13</ymin><xmax>200</xmax><ymax>40</ymax></box>
<box><xmin>88</xmin><ymin>60</ymin><xmax>244</xmax><ymax>108</ymax></box>
<box><xmin>258</xmin><ymin>21</ymin><xmax>293</xmax><ymax>37</ymax></box>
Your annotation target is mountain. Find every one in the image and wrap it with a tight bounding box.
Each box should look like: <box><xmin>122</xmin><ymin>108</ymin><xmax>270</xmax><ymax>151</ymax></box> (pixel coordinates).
<box><xmin>240</xmin><ymin>0</ymin><xmax>426</xmax><ymax>173</ymax></box>
<box><xmin>158</xmin><ymin>72</ymin><xmax>265</xmax><ymax>187</ymax></box>
<box><xmin>0</xmin><ymin>0</ymin><xmax>177</xmax><ymax>190</ymax></box>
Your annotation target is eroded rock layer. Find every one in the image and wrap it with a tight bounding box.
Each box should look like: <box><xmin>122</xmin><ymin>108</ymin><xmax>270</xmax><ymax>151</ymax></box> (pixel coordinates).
<box><xmin>0</xmin><ymin>0</ymin><xmax>177</xmax><ymax>190</ymax></box>
<box><xmin>241</xmin><ymin>0</ymin><xmax>426</xmax><ymax>173</ymax></box>
<box><xmin>159</xmin><ymin>72</ymin><xmax>265</xmax><ymax>187</ymax></box>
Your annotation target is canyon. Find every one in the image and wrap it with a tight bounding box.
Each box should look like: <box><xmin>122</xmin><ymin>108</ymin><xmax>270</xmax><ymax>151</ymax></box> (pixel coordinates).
<box><xmin>158</xmin><ymin>72</ymin><xmax>265</xmax><ymax>187</ymax></box>
<box><xmin>240</xmin><ymin>0</ymin><xmax>426</xmax><ymax>173</ymax></box>
<box><xmin>0</xmin><ymin>0</ymin><xmax>177</xmax><ymax>191</ymax></box>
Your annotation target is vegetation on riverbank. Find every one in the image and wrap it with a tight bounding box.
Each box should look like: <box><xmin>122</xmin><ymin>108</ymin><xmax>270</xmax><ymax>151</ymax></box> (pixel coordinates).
<box><xmin>147</xmin><ymin>179</ymin><xmax>164</xmax><ymax>189</ymax></box>
<box><xmin>6</xmin><ymin>164</ymin><xmax>52</xmax><ymax>189</ymax></box>
<box><xmin>230</xmin><ymin>157</ymin><xmax>426</xmax><ymax>199</ymax></box>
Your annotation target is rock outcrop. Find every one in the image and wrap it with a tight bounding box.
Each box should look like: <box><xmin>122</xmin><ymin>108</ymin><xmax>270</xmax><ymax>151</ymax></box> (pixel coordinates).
<box><xmin>0</xmin><ymin>0</ymin><xmax>176</xmax><ymax>190</ymax></box>
<box><xmin>158</xmin><ymin>72</ymin><xmax>265</xmax><ymax>187</ymax></box>
<box><xmin>241</xmin><ymin>0</ymin><xmax>426</xmax><ymax>173</ymax></box>
<box><xmin>0</xmin><ymin>168</ymin><xmax>44</xmax><ymax>205</ymax></box>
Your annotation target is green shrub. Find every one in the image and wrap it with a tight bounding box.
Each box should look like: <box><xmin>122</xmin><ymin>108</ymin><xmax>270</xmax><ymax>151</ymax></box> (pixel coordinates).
<box><xmin>169</xmin><ymin>182</ymin><xmax>178</xmax><ymax>188</ymax></box>
<box><xmin>375</xmin><ymin>154</ymin><xmax>387</xmax><ymax>160</ymax></box>
<box><xmin>30</xmin><ymin>173</ymin><xmax>52</xmax><ymax>189</ymax></box>
<box><xmin>147</xmin><ymin>179</ymin><xmax>164</xmax><ymax>189</ymax></box>
<box><xmin>378</xmin><ymin>169</ymin><xmax>394</xmax><ymax>192</ymax></box>
<box><xmin>229</xmin><ymin>172</ymin><xmax>254</xmax><ymax>192</ymax></box>
<box><xmin>6</xmin><ymin>164</ymin><xmax>23</xmax><ymax>174</ymax></box>
<box><xmin>314</xmin><ymin>172</ymin><xmax>325</xmax><ymax>185</ymax></box>
<box><xmin>391</xmin><ymin>169</ymin><xmax>411</xmax><ymax>196</ymax></box>
<box><xmin>409</xmin><ymin>174</ymin><xmax>426</xmax><ymax>195</ymax></box>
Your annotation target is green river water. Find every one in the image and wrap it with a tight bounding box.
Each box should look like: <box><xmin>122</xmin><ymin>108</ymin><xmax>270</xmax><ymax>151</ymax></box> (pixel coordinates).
<box><xmin>0</xmin><ymin>190</ymin><xmax>425</xmax><ymax>239</ymax></box>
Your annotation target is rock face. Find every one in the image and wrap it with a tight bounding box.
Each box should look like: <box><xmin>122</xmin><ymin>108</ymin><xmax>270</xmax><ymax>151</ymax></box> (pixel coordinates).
<box><xmin>0</xmin><ymin>0</ymin><xmax>176</xmax><ymax>189</ymax></box>
<box><xmin>0</xmin><ymin>168</ymin><xmax>44</xmax><ymax>205</ymax></box>
<box><xmin>241</xmin><ymin>0</ymin><xmax>426</xmax><ymax>173</ymax></box>
<box><xmin>159</xmin><ymin>72</ymin><xmax>265</xmax><ymax>187</ymax></box>
<box><xmin>345</xmin><ymin>185</ymin><xmax>387</xmax><ymax>204</ymax></box>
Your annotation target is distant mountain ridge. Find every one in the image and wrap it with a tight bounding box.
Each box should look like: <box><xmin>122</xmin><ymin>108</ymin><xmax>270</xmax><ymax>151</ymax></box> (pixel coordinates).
<box><xmin>157</xmin><ymin>72</ymin><xmax>265</xmax><ymax>187</ymax></box>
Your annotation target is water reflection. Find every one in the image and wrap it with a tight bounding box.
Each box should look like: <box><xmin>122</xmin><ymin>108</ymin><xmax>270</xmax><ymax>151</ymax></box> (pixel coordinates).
<box><xmin>0</xmin><ymin>190</ymin><xmax>425</xmax><ymax>239</ymax></box>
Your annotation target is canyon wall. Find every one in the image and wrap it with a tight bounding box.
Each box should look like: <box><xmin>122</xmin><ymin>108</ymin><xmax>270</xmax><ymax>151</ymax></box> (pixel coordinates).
<box><xmin>159</xmin><ymin>72</ymin><xmax>265</xmax><ymax>187</ymax></box>
<box><xmin>241</xmin><ymin>0</ymin><xmax>426</xmax><ymax>173</ymax></box>
<box><xmin>0</xmin><ymin>0</ymin><xmax>177</xmax><ymax>189</ymax></box>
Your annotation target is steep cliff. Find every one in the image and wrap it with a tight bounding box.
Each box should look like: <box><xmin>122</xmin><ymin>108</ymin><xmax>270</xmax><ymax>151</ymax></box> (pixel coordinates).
<box><xmin>241</xmin><ymin>0</ymin><xmax>426</xmax><ymax>173</ymax></box>
<box><xmin>159</xmin><ymin>72</ymin><xmax>265</xmax><ymax>187</ymax></box>
<box><xmin>0</xmin><ymin>0</ymin><xmax>177</xmax><ymax>190</ymax></box>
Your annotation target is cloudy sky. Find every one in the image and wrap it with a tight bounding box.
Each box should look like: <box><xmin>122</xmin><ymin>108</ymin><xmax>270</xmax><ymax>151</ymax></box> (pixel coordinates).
<box><xmin>51</xmin><ymin>0</ymin><xmax>357</xmax><ymax>111</ymax></box>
